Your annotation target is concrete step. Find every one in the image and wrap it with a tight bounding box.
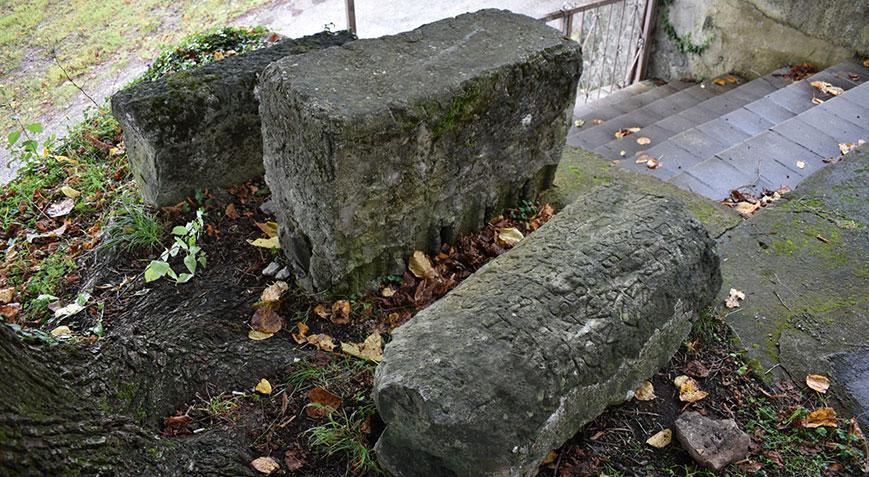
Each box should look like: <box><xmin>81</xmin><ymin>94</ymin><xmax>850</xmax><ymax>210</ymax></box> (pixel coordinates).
<box><xmin>593</xmin><ymin>68</ymin><xmax>792</xmax><ymax>160</ymax></box>
<box><xmin>566</xmin><ymin>75</ymin><xmax>741</xmax><ymax>150</ymax></box>
<box><xmin>571</xmin><ymin>80</ymin><xmax>688</xmax><ymax>126</ymax></box>
<box><xmin>572</xmin><ymin>80</ymin><xmax>655</xmax><ymax>120</ymax></box>
<box><xmin>681</xmin><ymin>81</ymin><xmax>869</xmax><ymax>199</ymax></box>
<box><xmin>612</xmin><ymin>59</ymin><xmax>867</xmax><ymax>198</ymax></box>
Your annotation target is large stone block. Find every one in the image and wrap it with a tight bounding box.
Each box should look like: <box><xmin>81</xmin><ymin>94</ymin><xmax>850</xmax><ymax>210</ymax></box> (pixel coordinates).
<box><xmin>111</xmin><ymin>31</ymin><xmax>354</xmax><ymax>206</ymax></box>
<box><xmin>259</xmin><ymin>9</ymin><xmax>582</xmax><ymax>293</ymax></box>
<box><xmin>373</xmin><ymin>188</ymin><xmax>721</xmax><ymax>476</ymax></box>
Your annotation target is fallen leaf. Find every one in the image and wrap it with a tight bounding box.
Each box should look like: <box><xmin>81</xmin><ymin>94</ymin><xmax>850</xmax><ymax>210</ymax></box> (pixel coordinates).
<box><xmin>250</xmin><ymin>456</ymin><xmax>280</xmax><ymax>475</ymax></box>
<box><xmin>260</xmin><ymin>281</ymin><xmax>289</xmax><ymax>303</ymax></box>
<box><xmin>341</xmin><ymin>332</ymin><xmax>383</xmax><ymax>362</ymax></box>
<box><xmin>614</xmin><ymin>126</ymin><xmax>641</xmax><ymax>139</ymax></box>
<box><xmin>26</xmin><ymin>221</ymin><xmax>67</xmax><ymax>243</ymax></box>
<box><xmin>619</xmin><ymin>150</ymin><xmax>626</xmax><ymax>157</ymax></box>
<box><xmin>330</xmin><ymin>300</ymin><xmax>351</xmax><ymax>325</ymax></box>
<box><xmin>248</xmin><ymin>329</ymin><xmax>274</xmax><ymax>340</ymax></box>
<box><xmin>634</xmin><ymin>380</ymin><xmax>656</xmax><ymax>401</ymax></box>
<box><xmin>247</xmin><ymin>236</ymin><xmax>281</xmax><ymax>249</ymax></box>
<box><xmin>60</xmin><ymin>186</ymin><xmax>81</xmax><ymax>198</ymax></box>
<box><xmin>725</xmin><ymin>288</ymin><xmax>745</xmax><ymax>308</ymax></box>
<box><xmin>0</xmin><ymin>303</ymin><xmax>21</xmax><ymax>320</ymax></box>
<box><xmin>251</xmin><ymin>307</ymin><xmax>283</xmax><ymax>334</ymax></box>
<box><xmin>292</xmin><ymin>322</ymin><xmax>310</xmax><ymax>344</ymax></box>
<box><xmin>684</xmin><ymin>360</ymin><xmax>710</xmax><ymax>378</ymax></box>
<box><xmin>408</xmin><ymin>250</ymin><xmax>433</xmax><ymax>278</ymax></box>
<box><xmin>255</xmin><ymin>221</ymin><xmax>279</xmax><ymax>238</ymax></box>
<box><xmin>255</xmin><ymin>378</ymin><xmax>272</xmax><ymax>395</ymax></box>
<box><xmin>805</xmin><ymin>374</ymin><xmax>830</xmax><ymax>394</ymax></box>
<box><xmin>541</xmin><ymin>450</ymin><xmax>558</xmax><ymax>465</ymax></box>
<box><xmin>809</xmin><ymin>81</ymin><xmax>844</xmax><ymax>96</ymax></box>
<box><xmin>636</xmin><ymin>136</ymin><xmax>651</xmax><ymax>145</ymax></box>
<box><xmin>306</xmin><ymin>333</ymin><xmax>336</xmax><ymax>352</ymax></box>
<box><xmin>796</xmin><ymin>160</ymin><xmax>806</xmax><ymax>169</ymax></box>
<box><xmin>838</xmin><ymin>140</ymin><xmax>865</xmax><ymax>155</ymax></box>
<box><xmin>574</xmin><ymin>119</ymin><xmax>585</xmax><ymax>128</ymax></box>
<box><xmin>849</xmin><ymin>417</ymin><xmax>864</xmax><ymax>440</ymax></box>
<box><xmin>47</xmin><ymin>198</ymin><xmax>75</xmax><ymax>218</ymax></box>
<box><xmin>225</xmin><ymin>203</ymin><xmax>240</xmax><ymax>220</ymax></box>
<box><xmin>283</xmin><ymin>447</ymin><xmax>306</xmax><ymax>471</ymax></box>
<box><xmin>734</xmin><ymin>201</ymin><xmax>761</xmax><ymax>218</ymax></box>
<box><xmin>50</xmin><ymin>325</ymin><xmax>72</xmax><ymax>337</ymax></box>
<box><xmin>496</xmin><ymin>227</ymin><xmax>524</xmax><ymax>247</ymax></box>
<box><xmin>811</xmin><ymin>96</ymin><xmax>824</xmax><ymax>105</ymax></box>
<box><xmin>646</xmin><ymin>429</ymin><xmax>672</xmax><ymax>448</ymax></box>
<box><xmin>591</xmin><ymin>118</ymin><xmax>605</xmax><ymax>125</ymax></box>
<box><xmin>0</xmin><ymin>287</ymin><xmax>14</xmax><ymax>304</ymax></box>
<box><xmin>306</xmin><ymin>387</ymin><xmax>342</xmax><ymax>418</ymax></box>
<box><xmin>674</xmin><ymin>375</ymin><xmax>708</xmax><ymax>403</ymax></box>
<box><xmin>865</xmin><ymin>59</ymin><xmax>869</xmax><ymax>68</ymax></box>
<box><xmin>645</xmin><ymin>158</ymin><xmax>660</xmax><ymax>169</ymax></box>
<box><xmin>312</xmin><ymin>304</ymin><xmax>330</xmax><ymax>320</ymax></box>
<box><xmin>635</xmin><ymin>153</ymin><xmax>659</xmax><ymax>169</ymax></box>
<box><xmin>802</xmin><ymin>407</ymin><xmax>837</xmax><ymax>428</ymax></box>
<box><xmin>381</xmin><ymin>286</ymin><xmax>396</xmax><ymax>298</ymax></box>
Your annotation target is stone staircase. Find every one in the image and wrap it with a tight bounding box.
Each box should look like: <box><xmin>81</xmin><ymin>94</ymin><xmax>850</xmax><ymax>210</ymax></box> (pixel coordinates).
<box><xmin>568</xmin><ymin>59</ymin><xmax>868</xmax><ymax>199</ymax></box>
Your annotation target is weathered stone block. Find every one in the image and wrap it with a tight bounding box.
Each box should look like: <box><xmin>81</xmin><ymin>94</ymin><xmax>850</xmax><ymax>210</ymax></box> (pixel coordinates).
<box><xmin>259</xmin><ymin>9</ymin><xmax>582</xmax><ymax>293</ymax></box>
<box><xmin>373</xmin><ymin>188</ymin><xmax>721</xmax><ymax>477</ymax></box>
<box><xmin>111</xmin><ymin>31</ymin><xmax>354</xmax><ymax>206</ymax></box>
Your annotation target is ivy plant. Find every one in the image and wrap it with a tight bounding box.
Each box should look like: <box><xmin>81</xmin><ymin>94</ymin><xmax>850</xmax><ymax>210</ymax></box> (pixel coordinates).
<box><xmin>144</xmin><ymin>210</ymin><xmax>207</xmax><ymax>284</ymax></box>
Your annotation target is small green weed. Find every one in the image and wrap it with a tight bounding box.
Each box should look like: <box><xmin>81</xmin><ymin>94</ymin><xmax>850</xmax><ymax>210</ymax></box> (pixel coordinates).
<box><xmin>144</xmin><ymin>209</ymin><xmax>206</xmax><ymax>284</ymax></box>
<box><xmin>305</xmin><ymin>405</ymin><xmax>381</xmax><ymax>475</ymax></box>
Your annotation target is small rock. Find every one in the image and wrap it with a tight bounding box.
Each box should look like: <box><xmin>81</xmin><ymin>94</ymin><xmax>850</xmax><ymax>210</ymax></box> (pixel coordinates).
<box><xmin>674</xmin><ymin>411</ymin><xmax>751</xmax><ymax>471</ymax></box>
<box><xmin>275</xmin><ymin>267</ymin><xmax>291</xmax><ymax>280</ymax></box>
<box><xmin>259</xmin><ymin>199</ymin><xmax>277</xmax><ymax>216</ymax></box>
<box><xmin>262</xmin><ymin>262</ymin><xmax>280</xmax><ymax>276</ymax></box>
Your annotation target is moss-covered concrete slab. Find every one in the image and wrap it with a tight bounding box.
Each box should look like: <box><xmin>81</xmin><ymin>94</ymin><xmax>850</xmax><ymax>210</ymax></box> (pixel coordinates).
<box><xmin>715</xmin><ymin>147</ymin><xmax>868</xmax><ymax>424</ymax></box>
<box><xmin>542</xmin><ymin>146</ymin><xmax>741</xmax><ymax>238</ymax></box>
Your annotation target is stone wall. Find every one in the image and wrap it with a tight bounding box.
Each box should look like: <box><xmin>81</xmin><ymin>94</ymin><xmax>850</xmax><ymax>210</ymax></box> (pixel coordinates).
<box><xmin>649</xmin><ymin>0</ymin><xmax>867</xmax><ymax>80</ymax></box>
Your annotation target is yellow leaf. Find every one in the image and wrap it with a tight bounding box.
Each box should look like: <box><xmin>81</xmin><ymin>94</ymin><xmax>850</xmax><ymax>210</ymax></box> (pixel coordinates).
<box><xmin>796</xmin><ymin>160</ymin><xmax>806</xmax><ymax>169</ymax></box>
<box><xmin>255</xmin><ymin>221</ymin><xmax>279</xmax><ymax>238</ymax></box>
<box><xmin>307</xmin><ymin>333</ymin><xmax>336</xmax><ymax>352</ymax></box>
<box><xmin>806</xmin><ymin>374</ymin><xmax>830</xmax><ymax>394</ymax></box>
<box><xmin>260</xmin><ymin>281</ymin><xmax>289</xmax><ymax>303</ymax></box>
<box><xmin>674</xmin><ymin>375</ymin><xmax>708</xmax><ymax>403</ymax></box>
<box><xmin>496</xmin><ymin>227</ymin><xmax>524</xmax><ymax>247</ymax></box>
<box><xmin>250</xmin><ymin>456</ymin><xmax>280</xmax><ymax>474</ymax></box>
<box><xmin>247</xmin><ymin>236</ymin><xmax>281</xmax><ymax>249</ymax></box>
<box><xmin>60</xmin><ymin>186</ymin><xmax>81</xmax><ymax>198</ymax></box>
<box><xmin>636</xmin><ymin>136</ymin><xmax>651</xmax><ymax>145</ymax></box>
<box><xmin>381</xmin><ymin>286</ymin><xmax>396</xmax><ymax>298</ymax></box>
<box><xmin>725</xmin><ymin>288</ymin><xmax>745</xmax><ymax>308</ymax></box>
<box><xmin>255</xmin><ymin>378</ymin><xmax>272</xmax><ymax>395</ymax></box>
<box><xmin>734</xmin><ymin>201</ymin><xmax>760</xmax><ymax>218</ymax></box>
<box><xmin>341</xmin><ymin>332</ymin><xmax>383</xmax><ymax>362</ymax></box>
<box><xmin>802</xmin><ymin>407</ymin><xmax>837</xmax><ymax>428</ymax></box>
<box><xmin>646</xmin><ymin>429</ymin><xmax>672</xmax><ymax>448</ymax></box>
<box><xmin>809</xmin><ymin>81</ymin><xmax>844</xmax><ymax>96</ymax></box>
<box><xmin>248</xmin><ymin>329</ymin><xmax>274</xmax><ymax>340</ymax></box>
<box><xmin>292</xmin><ymin>322</ymin><xmax>310</xmax><ymax>344</ymax></box>
<box><xmin>0</xmin><ymin>287</ymin><xmax>14</xmax><ymax>304</ymax></box>
<box><xmin>50</xmin><ymin>325</ymin><xmax>72</xmax><ymax>337</ymax></box>
<box><xmin>330</xmin><ymin>300</ymin><xmax>351</xmax><ymax>325</ymax></box>
<box><xmin>408</xmin><ymin>250</ymin><xmax>433</xmax><ymax>278</ymax></box>
<box><xmin>634</xmin><ymin>380</ymin><xmax>656</xmax><ymax>401</ymax></box>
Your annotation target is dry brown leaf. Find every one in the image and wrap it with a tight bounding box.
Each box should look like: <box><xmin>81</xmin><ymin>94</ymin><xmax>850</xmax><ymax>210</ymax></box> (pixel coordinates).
<box><xmin>260</xmin><ymin>281</ymin><xmax>289</xmax><ymax>303</ymax></box>
<box><xmin>805</xmin><ymin>374</ymin><xmax>830</xmax><ymax>394</ymax></box>
<box><xmin>592</xmin><ymin>118</ymin><xmax>605</xmax><ymax>125</ymax></box>
<box><xmin>312</xmin><ymin>304</ymin><xmax>329</xmax><ymax>320</ymax></box>
<box><xmin>646</xmin><ymin>158</ymin><xmax>660</xmax><ymax>169</ymax></box>
<box><xmin>408</xmin><ymin>250</ymin><xmax>433</xmax><ymax>278</ymax></box>
<box><xmin>255</xmin><ymin>378</ymin><xmax>273</xmax><ymax>395</ymax></box>
<box><xmin>810</xmin><ymin>81</ymin><xmax>844</xmax><ymax>96</ymax></box>
<box><xmin>0</xmin><ymin>287</ymin><xmax>14</xmax><ymax>304</ymax></box>
<box><xmin>255</xmin><ymin>221</ymin><xmax>279</xmax><ymax>238</ymax></box>
<box><xmin>636</xmin><ymin>136</ymin><xmax>652</xmax><ymax>145</ymax></box>
<box><xmin>839</xmin><ymin>140</ymin><xmax>865</xmax><ymax>155</ymax></box>
<box><xmin>225</xmin><ymin>203</ymin><xmax>240</xmax><ymax>220</ymax></box>
<box><xmin>634</xmin><ymin>380</ymin><xmax>656</xmax><ymax>401</ymax></box>
<box><xmin>291</xmin><ymin>322</ymin><xmax>310</xmax><ymax>344</ymax></box>
<box><xmin>341</xmin><ymin>332</ymin><xmax>383</xmax><ymax>362</ymax></box>
<box><xmin>614</xmin><ymin>127</ymin><xmax>641</xmax><ymax>139</ymax></box>
<box><xmin>248</xmin><ymin>329</ymin><xmax>274</xmax><ymax>341</ymax></box>
<box><xmin>251</xmin><ymin>307</ymin><xmax>283</xmax><ymax>334</ymax></box>
<box><xmin>796</xmin><ymin>160</ymin><xmax>806</xmax><ymax>169</ymax></box>
<box><xmin>646</xmin><ymin>429</ymin><xmax>672</xmax><ymax>448</ymax></box>
<box><xmin>674</xmin><ymin>375</ymin><xmax>708</xmax><ymax>403</ymax></box>
<box><xmin>0</xmin><ymin>303</ymin><xmax>21</xmax><ymax>320</ymax></box>
<box><xmin>725</xmin><ymin>288</ymin><xmax>745</xmax><ymax>308</ymax></box>
<box><xmin>330</xmin><ymin>300</ymin><xmax>351</xmax><ymax>325</ymax></box>
<box><xmin>306</xmin><ymin>333</ymin><xmax>336</xmax><ymax>352</ymax></box>
<box><xmin>283</xmin><ymin>447</ymin><xmax>306</xmax><ymax>471</ymax></box>
<box><xmin>849</xmin><ymin>417</ymin><xmax>864</xmax><ymax>440</ymax></box>
<box><xmin>381</xmin><ymin>286</ymin><xmax>396</xmax><ymax>298</ymax></box>
<box><xmin>865</xmin><ymin>59</ymin><xmax>869</xmax><ymax>68</ymax></box>
<box><xmin>684</xmin><ymin>360</ymin><xmax>710</xmax><ymax>378</ymax></box>
<box><xmin>496</xmin><ymin>227</ymin><xmax>524</xmax><ymax>247</ymax></box>
<box><xmin>247</xmin><ymin>237</ymin><xmax>280</xmax><ymax>249</ymax></box>
<box><xmin>250</xmin><ymin>456</ymin><xmax>280</xmax><ymax>474</ymax></box>
<box><xmin>50</xmin><ymin>325</ymin><xmax>72</xmax><ymax>337</ymax></box>
<box><xmin>306</xmin><ymin>387</ymin><xmax>342</xmax><ymax>418</ymax></box>
<box><xmin>811</xmin><ymin>96</ymin><xmax>824</xmax><ymax>105</ymax></box>
<box><xmin>802</xmin><ymin>407</ymin><xmax>837</xmax><ymax>428</ymax></box>
<box><xmin>47</xmin><ymin>198</ymin><xmax>75</xmax><ymax>218</ymax></box>
<box><xmin>734</xmin><ymin>201</ymin><xmax>761</xmax><ymax>218</ymax></box>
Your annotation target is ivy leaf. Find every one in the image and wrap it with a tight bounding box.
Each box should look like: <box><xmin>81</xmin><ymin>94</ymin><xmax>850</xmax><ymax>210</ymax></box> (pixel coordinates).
<box><xmin>184</xmin><ymin>254</ymin><xmax>197</xmax><ymax>274</ymax></box>
<box><xmin>7</xmin><ymin>131</ymin><xmax>21</xmax><ymax>146</ymax></box>
<box><xmin>144</xmin><ymin>260</ymin><xmax>171</xmax><ymax>282</ymax></box>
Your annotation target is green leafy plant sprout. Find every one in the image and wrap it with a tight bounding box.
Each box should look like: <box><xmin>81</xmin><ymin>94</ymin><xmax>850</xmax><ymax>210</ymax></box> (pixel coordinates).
<box><xmin>6</xmin><ymin>121</ymin><xmax>55</xmax><ymax>167</ymax></box>
<box><xmin>144</xmin><ymin>210</ymin><xmax>207</xmax><ymax>284</ymax></box>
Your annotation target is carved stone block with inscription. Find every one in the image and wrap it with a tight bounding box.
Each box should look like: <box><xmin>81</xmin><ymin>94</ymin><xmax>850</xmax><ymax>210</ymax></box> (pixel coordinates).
<box><xmin>373</xmin><ymin>188</ymin><xmax>721</xmax><ymax>476</ymax></box>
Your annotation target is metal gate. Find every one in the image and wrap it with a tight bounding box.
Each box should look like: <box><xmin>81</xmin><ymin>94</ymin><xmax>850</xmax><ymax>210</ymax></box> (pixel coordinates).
<box><xmin>542</xmin><ymin>0</ymin><xmax>656</xmax><ymax>104</ymax></box>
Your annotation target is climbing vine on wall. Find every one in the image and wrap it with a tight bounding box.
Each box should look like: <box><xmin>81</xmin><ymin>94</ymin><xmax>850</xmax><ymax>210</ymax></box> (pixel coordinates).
<box><xmin>659</xmin><ymin>0</ymin><xmax>713</xmax><ymax>55</ymax></box>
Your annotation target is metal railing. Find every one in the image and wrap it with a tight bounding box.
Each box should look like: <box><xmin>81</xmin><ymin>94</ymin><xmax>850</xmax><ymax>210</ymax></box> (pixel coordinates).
<box><xmin>542</xmin><ymin>0</ymin><xmax>656</xmax><ymax>104</ymax></box>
